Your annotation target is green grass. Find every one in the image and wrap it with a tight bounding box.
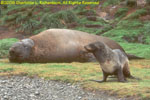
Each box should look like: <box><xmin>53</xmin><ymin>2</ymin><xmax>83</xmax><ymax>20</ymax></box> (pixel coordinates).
<box><xmin>40</xmin><ymin>9</ymin><xmax>78</xmax><ymax>29</ymax></box>
<box><xmin>120</xmin><ymin>43</ymin><xmax>150</xmax><ymax>59</ymax></box>
<box><xmin>102</xmin><ymin>20</ymin><xmax>150</xmax><ymax>59</ymax></box>
<box><xmin>0</xmin><ymin>59</ymin><xmax>150</xmax><ymax>99</ymax></box>
<box><xmin>115</xmin><ymin>7</ymin><xmax>129</xmax><ymax>20</ymax></box>
<box><xmin>0</xmin><ymin>5</ymin><xmax>79</xmax><ymax>34</ymax></box>
<box><xmin>103</xmin><ymin>20</ymin><xmax>150</xmax><ymax>44</ymax></box>
<box><xmin>147</xmin><ymin>0</ymin><xmax>150</xmax><ymax>4</ymax></box>
<box><xmin>78</xmin><ymin>17</ymin><xmax>109</xmax><ymax>26</ymax></box>
<box><xmin>102</xmin><ymin>0</ymin><xmax>123</xmax><ymax>7</ymax></box>
<box><xmin>74</xmin><ymin>17</ymin><xmax>112</xmax><ymax>34</ymax></box>
<box><xmin>75</xmin><ymin>27</ymin><xmax>105</xmax><ymax>35</ymax></box>
<box><xmin>126</xmin><ymin>8</ymin><xmax>148</xmax><ymax>19</ymax></box>
<box><xmin>0</xmin><ymin>68</ymin><xmax>14</xmax><ymax>73</ymax></box>
<box><xmin>0</xmin><ymin>38</ymin><xmax>19</xmax><ymax>58</ymax></box>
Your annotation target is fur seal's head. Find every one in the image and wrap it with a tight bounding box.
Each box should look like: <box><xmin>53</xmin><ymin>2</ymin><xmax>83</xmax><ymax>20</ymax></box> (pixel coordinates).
<box><xmin>9</xmin><ymin>39</ymin><xmax>34</xmax><ymax>62</ymax></box>
<box><xmin>84</xmin><ymin>41</ymin><xmax>105</xmax><ymax>52</ymax></box>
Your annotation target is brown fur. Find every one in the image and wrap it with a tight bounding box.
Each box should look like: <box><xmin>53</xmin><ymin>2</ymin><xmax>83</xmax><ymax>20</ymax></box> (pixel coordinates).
<box><xmin>123</xmin><ymin>62</ymin><xmax>131</xmax><ymax>77</ymax></box>
<box><xmin>84</xmin><ymin>41</ymin><xmax>134</xmax><ymax>82</ymax></box>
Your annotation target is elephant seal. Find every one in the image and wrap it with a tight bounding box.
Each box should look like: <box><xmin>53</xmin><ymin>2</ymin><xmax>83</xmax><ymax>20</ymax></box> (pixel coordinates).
<box><xmin>84</xmin><ymin>41</ymin><xmax>136</xmax><ymax>82</ymax></box>
<box><xmin>9</xmin><ymin>29</ymin><xmax>143</xmax><ymax>63</ymax></box>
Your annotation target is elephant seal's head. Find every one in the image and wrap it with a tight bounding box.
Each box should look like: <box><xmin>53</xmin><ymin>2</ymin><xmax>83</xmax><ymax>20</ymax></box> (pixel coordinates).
<box><xmin>9</xmin><ymin>39</ymin><xmax>34</xmax><ymax>62</ymax></box>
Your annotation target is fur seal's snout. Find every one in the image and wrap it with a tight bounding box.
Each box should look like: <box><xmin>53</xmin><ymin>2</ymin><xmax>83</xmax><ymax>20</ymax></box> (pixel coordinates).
<box><xmin>84</xmin><ymin>45</ymin><xmax>95</xmax><ymax>52</ymax></box>
<box><xmin>84</xmin><ymin>42</ymin><xmax>105</xmax><ymax>52</ymax></box>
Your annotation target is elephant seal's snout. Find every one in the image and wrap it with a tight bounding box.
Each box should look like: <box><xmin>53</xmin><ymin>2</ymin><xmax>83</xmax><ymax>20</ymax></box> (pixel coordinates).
<box><xmin>9</xmin><ymin>48</ymin><xmax>15</xmax><ymax>55</ymax></box>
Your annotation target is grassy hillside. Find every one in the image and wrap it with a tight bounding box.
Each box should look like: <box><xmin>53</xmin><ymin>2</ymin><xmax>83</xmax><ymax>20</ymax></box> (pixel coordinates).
<box><xmin>0</xmin><ymin>2</ymin><xmax>150</xmax><ymax>58</ymax></box>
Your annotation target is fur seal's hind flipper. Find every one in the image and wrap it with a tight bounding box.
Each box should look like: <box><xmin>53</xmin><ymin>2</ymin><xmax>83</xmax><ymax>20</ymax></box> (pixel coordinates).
<box><xmin>128</xmin><ymin>75</ymin><xmax>141</xmax><ymax>80</ymax></box>
<box><xmin>89</xmin><ymin>79</ymin><xmax>106</xmax><ymax>83</ymax></box>
<box><xmin>127</xmin><ymin>53</ymin><xmax>144</xmax><ymax>60</ymax></box>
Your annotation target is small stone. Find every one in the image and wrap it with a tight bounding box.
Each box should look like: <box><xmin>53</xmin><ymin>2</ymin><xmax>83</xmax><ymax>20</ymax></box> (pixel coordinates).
<box><xmin>3</xmin><ymin>95</ymin><xmax>9</xmax><ymax>99</ymax></box>
<box><xmin>1</xmin><ymin>89</ymin><xmax>5</xmax><ymax>92</ymax></box>
<box><xmin>1</xmin><ymin>80</ymin><xmax>7</xmax><ymax>84</ymax></box>
<box><xmin>78</xmin><ymin>96</ymin><xmax>82</xmax><ymax>99</ymax></box>
<box><xmin>35</xmin><ymin>91</ymin><xmax>40</xmax><ymax>95</ymax></box>
<box><xmin>29</xmin><ymin>94</ymin><xmax>35</xmax><ymax>97</ymax></box>
<box><xmin>60</xmin><ymin>86</ymin><xmax>64</xmax><ymax>90</ymax></box>
<box><xmin>67</xmin><ymin>83</ymin><xmax>71</xmax><ymax>86</ymax></box>
<box><xmin>4</xmin><ymin>92</ymin><xmax>7</xmax><ymax>95</ymax></box>
<box><xmin>8</xmin><ymin>85</ymin><xmax>13</xmax><ymax>88</ymax></box>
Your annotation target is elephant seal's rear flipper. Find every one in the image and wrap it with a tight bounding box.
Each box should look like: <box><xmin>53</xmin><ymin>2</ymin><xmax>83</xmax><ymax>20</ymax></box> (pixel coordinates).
<box><xmin>127</xmin><ymin>53</ymin><xmax>144</xmax><ymax>60</ymax></box>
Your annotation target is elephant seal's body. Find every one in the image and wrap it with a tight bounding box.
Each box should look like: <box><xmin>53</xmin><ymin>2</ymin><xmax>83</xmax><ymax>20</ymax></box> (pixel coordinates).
<box><xmin>9</xmin><ymin>29</ymin><xmax>141</xmax><ymax>63</ymax></box>
<box><xmin>84</xmin><ymin>41</ymin><xmax>135</xmax><ymax>82</ymax></box>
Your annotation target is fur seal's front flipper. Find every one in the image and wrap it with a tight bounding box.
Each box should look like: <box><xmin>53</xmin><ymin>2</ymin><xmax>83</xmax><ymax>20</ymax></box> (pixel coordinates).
<box><xmin>117</xmin><ymin>67</ymin><xmax>127</xmax><ymax>83</ymax></box>
<box><xmin>108</xmin><ymin>75</ymin><xmax>117</xmax><ymax>78</ymax></box>
<box><xmin>127</xmin><ymin>53</ymin><xmax>144</xmax><ymax>60</ymax></box>
<box><xmin>89</xmin><ymin>70</ymin><xmax>108</xmax><ymax>83</ymax></box>
<box><xmin>89</xmin><ymin>79</ymin><xmax>106</xmax><ymax>83</ymax></box>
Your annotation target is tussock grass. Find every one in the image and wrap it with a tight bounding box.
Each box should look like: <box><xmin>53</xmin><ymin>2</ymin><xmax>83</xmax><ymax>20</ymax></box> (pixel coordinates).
<box><xmin>103</xmin><ymin>19</ymin><xmax>150</xmax><ymax>44</ymax></box>
<box><xmin>102</xmin><ymin>0</ymin><xmax>122</xmax><ymax>7</ymax></box>
<box><xmin>0</xmin><ymin>59</ymin><xmax>150</xmax><ymax>99</ymax></box>
<box><xmin>0</xmin><ymin>5</ymin><xmax>79</xmax><ymax>34</ymax></box>
<box><xmin>115</xmin><ymin>7</ymin><xmax>129</xmax><ymax>20</ymax></box>
<box><xmin>120</xmin><ymin>43</ymin><xmax>150</xmax><ymax>59</ymax></box>
<box><xmin>126</xmin><ymin>8</ymin><xmax>148</xmax><ymax>19</ymax></box>
<box><xmin>0</xmin><ymin>38</ymin><xmax>19</xmax><ymax>58</ymax></box>
<box><xmin>75</xmin><ymin>17</ymin><xmax>112</xmax><ymax>35</ymax></box>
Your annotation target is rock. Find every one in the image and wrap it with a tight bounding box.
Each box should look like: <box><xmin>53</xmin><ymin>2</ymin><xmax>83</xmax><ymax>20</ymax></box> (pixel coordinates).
<box><xmin>78</xmin><ymin>96</ymin><xmax>82</xmax><ymax>99</ymax></box>
<box><xmin>35</xmin><ymin>91</ymin><xmax>40</xmax><ymax>95</ymax></box>
<box><xmin>1</xmin><ymin>80</ymin><xmax>7</xmax><ymax>84</ymax></box>
<box><xmin>3</xmin><ymin>95</ymin><xmax>9</xmax><ymax>99</ymax></box>
<box><xmin>7</xmin><ymin>85</ymin><xmax>13</xmax><ymax>88</ymax></box>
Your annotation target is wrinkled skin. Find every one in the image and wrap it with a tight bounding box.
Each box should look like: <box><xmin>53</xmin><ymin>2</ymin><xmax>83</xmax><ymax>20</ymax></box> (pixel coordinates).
<box><xmin>9</xmin><ymin>39</ymin><xmax>34</xmax><ymax>62</ymax></box>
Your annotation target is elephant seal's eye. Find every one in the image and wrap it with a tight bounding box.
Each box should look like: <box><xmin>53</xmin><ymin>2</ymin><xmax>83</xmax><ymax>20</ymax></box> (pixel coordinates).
<box><xmin>9</xmin><ymin>50</ymin><xmax>15</xmax><ymax>55</ymax></box>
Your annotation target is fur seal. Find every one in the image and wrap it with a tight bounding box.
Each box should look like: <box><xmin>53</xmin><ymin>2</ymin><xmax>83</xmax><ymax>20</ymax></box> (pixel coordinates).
<box><xmin>9</xmin><ymin>29</ymin><xmax>143</xmax><ymax>63</ymax></box>
<box><xmin>84</xmin><ymin>41</ymin><xmax>136</xmax><ymax>82</ymax></box>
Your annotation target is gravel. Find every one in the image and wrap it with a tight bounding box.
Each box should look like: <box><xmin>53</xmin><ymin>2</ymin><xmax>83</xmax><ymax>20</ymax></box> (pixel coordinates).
<box><xmin>0</xmin><ymin>76</ymin><xmax>119</xmax><ymax>100</ymax></box>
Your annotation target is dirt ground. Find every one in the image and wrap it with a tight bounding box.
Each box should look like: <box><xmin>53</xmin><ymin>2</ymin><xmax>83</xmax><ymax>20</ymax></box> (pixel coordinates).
<box><xmin>0</xmin><ymin>26</ymin><xmax>27</xmax><ymax>40</ymax></box>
